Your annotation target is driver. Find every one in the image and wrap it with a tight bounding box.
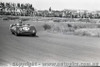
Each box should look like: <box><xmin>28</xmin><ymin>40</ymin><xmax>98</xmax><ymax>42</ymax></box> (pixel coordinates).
<box><xmin>17</xmin><ymin>20</ymin><xmax>23</xmax><ymax>26</ymax></box>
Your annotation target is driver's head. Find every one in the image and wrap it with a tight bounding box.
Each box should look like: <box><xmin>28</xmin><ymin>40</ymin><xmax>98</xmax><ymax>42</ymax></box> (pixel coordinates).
<box><xmin>19</xmin><ymin>20</ymin><xmax>22</xmax><ymax>23</ymax></box>
<box><xmin>17</xmin><ymin>20</ymin><xmax>23</xmax><ymax>26</ymax></box>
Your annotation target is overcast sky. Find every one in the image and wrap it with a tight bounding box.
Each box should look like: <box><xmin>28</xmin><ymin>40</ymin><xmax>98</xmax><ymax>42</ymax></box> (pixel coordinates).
<box><xmin>1</xmin><ymin>0</ymin><xmax>100</xmax><ymax>10</ymax></box>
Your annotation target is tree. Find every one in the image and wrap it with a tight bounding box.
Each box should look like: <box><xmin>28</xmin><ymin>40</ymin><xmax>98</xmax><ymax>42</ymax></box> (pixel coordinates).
<box><xmin>21</xmin><ymin>4</ymin><xmax>24</xmax><ymax>9</ymax></box>
<box><xmin>29</xmin><ymin>4</ymin><xmax>32</xmax><ymax>8</ymax></box>
<box><xmin>31</xmin><ymin>7</ymin><xmax>34</xmax><ymax>11</ymax></box>
<box><xmin>49</xmin><ymin>7</ymin><xmax>51</xmax><ymax>11</ymax></box>
<box><xmin>17</xmin><ymin>3</ymin><xmax>20</xmax><ymax>8</ymax></box>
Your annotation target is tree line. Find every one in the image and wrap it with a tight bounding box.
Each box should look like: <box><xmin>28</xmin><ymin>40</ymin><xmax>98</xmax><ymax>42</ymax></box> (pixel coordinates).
<box><xmin>0</xmin><ymin>2</ymin><xmax>100</xmax><ymax>19</ymax></box>
<box><xmin>0</xmin><ymin>2</ymin><xmax>35</xmax><ymax>16</ymax></box>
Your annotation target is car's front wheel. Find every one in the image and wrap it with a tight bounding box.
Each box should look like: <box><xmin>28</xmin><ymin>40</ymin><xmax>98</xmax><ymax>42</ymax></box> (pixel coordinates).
<box><xmin>32</xmin><ymin>33</ymin><xmax>36</xmax><ymax>36</ymax></box>
<box><xmin>14</xmin><ymin>30</ymin><xmax>20</xmax><ymax>36</ymax></box>
<box><xmin>14</xmin><ymin>32</ymin><xmax>19</xmax><ymax>36</ymax></box>
<box><xmin>11</xmin><ymin>31</ymin><xmax>15</xmax><ymax>34</ymax></box>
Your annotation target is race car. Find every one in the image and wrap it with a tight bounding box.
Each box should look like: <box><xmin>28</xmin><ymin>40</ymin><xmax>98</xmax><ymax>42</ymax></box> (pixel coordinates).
<box><xmin>9</xmin><ymin>23</ymin><xmax>37</xmax><ymax>36</ymax></box>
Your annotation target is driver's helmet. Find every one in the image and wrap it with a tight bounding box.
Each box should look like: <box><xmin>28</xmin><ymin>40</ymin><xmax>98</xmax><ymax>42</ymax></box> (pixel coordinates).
<box><xmin>17</xmin><ymin>20</ymin><xmax>23</xmax><ymax>26</ymax></box>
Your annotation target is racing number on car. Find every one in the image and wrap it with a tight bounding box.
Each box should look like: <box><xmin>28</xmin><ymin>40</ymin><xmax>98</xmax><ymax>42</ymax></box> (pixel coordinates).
<box><xmin>23</xmin><ymin>27</ymin><xmax>29</xmax><ymax>31</ymax></box>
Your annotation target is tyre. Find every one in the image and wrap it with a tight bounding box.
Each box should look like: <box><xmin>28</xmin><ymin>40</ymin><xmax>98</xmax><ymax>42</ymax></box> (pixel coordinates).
<box><xmin>32</xmin><ymin>33</ymin><xmax>36</xmax><ymax>36</ymax></box>
<box><xmin>14</xmin><ymin>32</ymin><xmax>19</xmax><ymax>36</ymax></box>
<box><xmin>14</xmin><ymin>30</ymin><xmax>20</xmax><ymax>36</ymax></box>
<box><xmin>11</xmin><ymin>32</ymin><xmax>14</xmax><ymax>34</ymax></box>
<box><xmin>14</xmin><ymin>28</ymin><xmax>20</xmax><ymax>36</ymax></box>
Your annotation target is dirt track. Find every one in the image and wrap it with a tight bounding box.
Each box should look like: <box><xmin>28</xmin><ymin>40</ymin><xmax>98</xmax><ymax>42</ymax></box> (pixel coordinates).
<box><xmin>0</xmin><ymin>19</ymin><xmax>100</xmax><ymax>66</ymax></box>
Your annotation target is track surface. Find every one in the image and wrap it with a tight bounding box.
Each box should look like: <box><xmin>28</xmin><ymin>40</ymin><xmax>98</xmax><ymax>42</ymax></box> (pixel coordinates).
<box><xmin>0</xmin><ymin>19</ymin><xmax>100</xmax><ymax>66</ymax></box>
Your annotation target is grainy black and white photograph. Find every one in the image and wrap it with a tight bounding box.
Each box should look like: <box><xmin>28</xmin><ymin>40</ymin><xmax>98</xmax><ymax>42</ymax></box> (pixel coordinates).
<box><xmin>0</xmin><ymin>0</ymin><xmax>100</xmax><ymax>67</ymax></box>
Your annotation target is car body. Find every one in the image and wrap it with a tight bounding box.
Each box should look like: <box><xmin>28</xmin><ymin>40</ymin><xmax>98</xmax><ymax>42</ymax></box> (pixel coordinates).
<box><xmin>9</xmin><ymin>23</ymin><xmax>37</xmax><ymax>36</ymax></box>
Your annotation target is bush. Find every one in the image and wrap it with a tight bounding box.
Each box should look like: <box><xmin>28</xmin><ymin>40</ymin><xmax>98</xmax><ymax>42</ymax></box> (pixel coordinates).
<box><xmin>78</xmin><ymin>18</ymin><xmax>91</xmax><ymax>22</ymax></box>
<box><xmin>74</xmin><ymin>28</ymin><xmax>100</xmax><ymax>37</ymax></box>
<box><xmin>3</xmin><ymin>16</ymin><xmax>19</xmax><ymax>20</ymax></box>
<box><xmin>53</xmin><ymin>19</ymin><xmax>61</xmax><ymax>22</ymax></box>
<box><xmin>43</xmin><ymin>23</ymin><xmax>75</xmax><ymax>34</ymax></box>
<box><xmin>43</xmin><ymin>24</ymin><xmax>51</xmax><ymax>30</ymax></box>
<box><xmin>21</xmin><ymin>18</ymin><xmax>30</xmax><ymax>21</ymax></box>
<box><xmin>3</xmin><ymin>18</ymin><xmax>9</xmax><ymax>20</ymax></box>
<box><xmin>97</xmin><ymin>25</ymin><xmax>100</xmax><ymax>28</ymax></box>
<box><xmin>67</xmin><ymin>24</ymin><xmax>72</xmax><ymax>27</ymax></box>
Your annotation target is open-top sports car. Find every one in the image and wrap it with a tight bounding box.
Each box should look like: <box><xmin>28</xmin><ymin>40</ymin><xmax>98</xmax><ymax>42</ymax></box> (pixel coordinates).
<box><xmin>9</xmin><ymin>23</ymin><xmax>37</xmax><ymax>36</ymax></box>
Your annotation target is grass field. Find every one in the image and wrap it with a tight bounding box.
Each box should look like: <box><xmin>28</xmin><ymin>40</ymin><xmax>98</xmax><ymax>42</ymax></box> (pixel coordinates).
<box><xmin>1</xmin><ymin>15</ymin><xmax>100</xmax><ymax>37</ymax></box>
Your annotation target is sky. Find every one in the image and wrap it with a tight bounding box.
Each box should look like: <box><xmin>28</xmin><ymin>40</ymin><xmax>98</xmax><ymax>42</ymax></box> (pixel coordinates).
<box><xmin>0</xmin><ymin>0</ymin><xmax>100</xmax><ymax>10</ymax></box>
